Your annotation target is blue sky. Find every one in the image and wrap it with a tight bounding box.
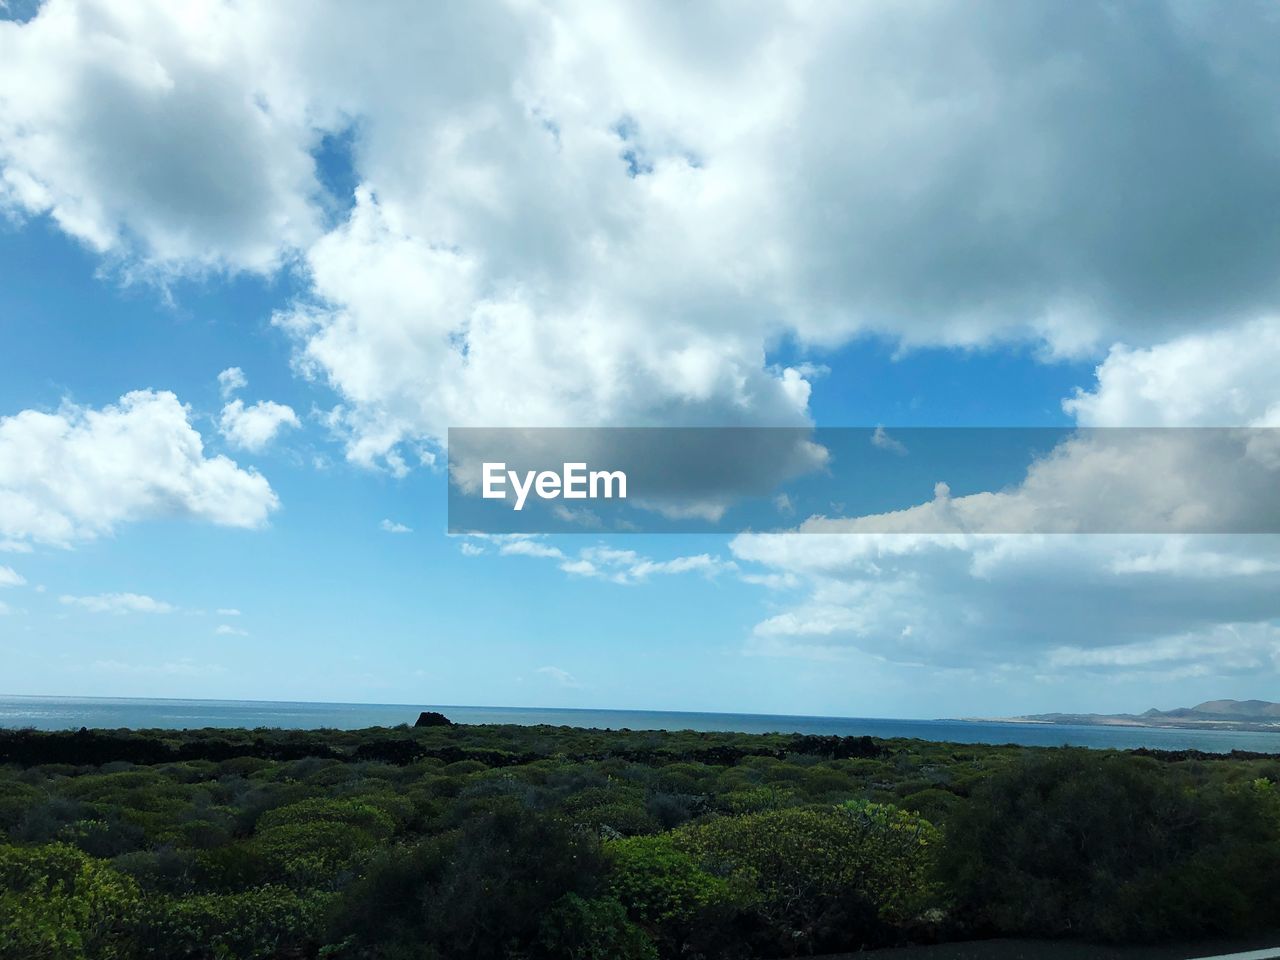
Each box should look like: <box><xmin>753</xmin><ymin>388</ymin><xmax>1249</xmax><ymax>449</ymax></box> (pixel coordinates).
<box><xmin>3</xmin><ymin>1</ymin><xmax>1280</xmax><ymax>718</ymax></box>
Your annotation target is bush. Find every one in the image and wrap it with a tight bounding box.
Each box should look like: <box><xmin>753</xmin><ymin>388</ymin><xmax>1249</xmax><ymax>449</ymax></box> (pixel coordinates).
<box><xmin>941</xmin><ymin>750</ymin><xmax>1280</xmax><ymax>941</ymax></box>
<box><xmin>328</xmin><ymin>803</ymin><xmax>607</xmax><ymax>960</ymax></box>
<box><xmin>424</xmin><ymin>804</ymin><xmax>607</xmax><ymax>959</ymax></box>
<box><xmin>133</xmin><ymin>885</ymin><xmax>331</xmax><ymax>959</ymax></box>
<box><xmin>0</xmin><ymin>842</ymin><xmax>141</xmax><ymax>960</ymax></box>
<box><xmin>255</xmin><ymin>797</ymin><xmax>397</xmax><ymax>838</ymax></box>
<box><xmin>0</xmin><ymin>780</ymin><xmax>43</xmax><ymax>833</ymax></box>
<box><xmin>536</xmin><ymin>894</ymin><xmax>658</xmax><ymax>960</ymax></box>
<box><xmin>608</xmin><ymin>835</ymin><xmax>735</xmax><ymax>926</ymax></box>
<box><xmin>668</xmin><ymin>803</ymin><xmax>940</xmax><ymax>954</ymax></box>
<box><xmin>252</xmin><ymin>820</ymin><xmax>381</xmax><ymax>888</ymax></box>
<box><xmin>607</xmin><ymin>834</ymin><xmax>747</xmax><ymax>959</ymax></box>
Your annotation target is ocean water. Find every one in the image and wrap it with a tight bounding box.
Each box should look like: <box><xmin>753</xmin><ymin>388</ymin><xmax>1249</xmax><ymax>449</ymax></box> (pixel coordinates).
<box><xmin>1</xmin><ymin>695</ymin><xmax>1278</xmax><ymax>754</ymax></box>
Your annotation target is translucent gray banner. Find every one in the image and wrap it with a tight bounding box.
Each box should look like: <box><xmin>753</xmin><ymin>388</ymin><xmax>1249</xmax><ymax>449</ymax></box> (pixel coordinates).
<box><xmin>447</xmin><ymin>427</ymin><xmax>1280</xmax><ymax>534</ymax></box>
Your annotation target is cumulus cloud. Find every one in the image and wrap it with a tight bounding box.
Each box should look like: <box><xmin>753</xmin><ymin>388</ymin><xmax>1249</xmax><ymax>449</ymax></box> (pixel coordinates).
<box><xmin>0</xmin><ymin>565</ymin><xmax>25</xmax><ymax>587</ymax></box>
<box><xmin>60</xmin><ymin>592</ymin><xmax>174</xmax><ymax>614</ymax></box>
<box><xmin>379</xmin><ymin>519</ymin><xmax>411</xmax><ymax>534</ymax></box>
<box><xmin>0</xmin><ymin>390</ymin><xmax>279</xmax><ymax>547</ymax></box>
<box><xmin>9</xmin><ymin>2</ymin><xmax>1280</xmax><ymax>468</ymax></box>
<box><xmin>218</xmin><ymin>398</ymin><xmax>300</xmax><ymax>452</ymax></box>
<box><xmin>0</xmin><ymin>1</ymin><xmax>322</xmax><ymax>272</ymax></box>
<box><xmin>1066</xmin><ymin>316</ymin><xmax>1280</xmax><ymax>428</ymax></box>
<box><xmin>214</xmin><ymin>623</ymin><xmax>248</xmax><ymax>636</ymax></box>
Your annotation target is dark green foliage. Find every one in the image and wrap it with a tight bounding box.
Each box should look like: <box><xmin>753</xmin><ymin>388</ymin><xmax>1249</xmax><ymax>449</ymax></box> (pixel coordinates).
<box><xmin>1</xmin><ymin>724</ymin><xmax>1278</xmax><ymax>958</ymax></box>
<box><xmin>667</xmin><ymin>802</ymin><xmax>940</xmax><ymax>955</ymax></box>
<box><xmin>942</xmin><ymin>749</ymin><xmax>1280</xmax><ymax>941</ymax></box>
<box><xmin>536</xmin><ymin>893</ymin><xmax>658</xmax><ymax>960</ymax></box>
<box><xmin>132</xmin><ymin>885</ymin><xmax>330</xmax><ymax>959</ymax></box>
<box><xmin>416</xmin><ymin>803</ymin><xmax>608</xmax><ymax>959</ymax></box>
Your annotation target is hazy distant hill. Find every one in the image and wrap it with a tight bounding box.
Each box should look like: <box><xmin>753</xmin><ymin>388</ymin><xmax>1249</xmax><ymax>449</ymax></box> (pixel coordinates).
<box><xmin>1005</xmin><ymin>699</ymin><xmax>1280</xmax><ymax>731</ymax></box>
<box><xmin>1145</xmin><ymin>699</ymin><xmax>1280</xmax><ymax>720</ymax></box>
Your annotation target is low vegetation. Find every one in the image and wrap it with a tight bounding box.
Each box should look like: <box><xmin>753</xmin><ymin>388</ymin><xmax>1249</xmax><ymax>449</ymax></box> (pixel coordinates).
<box><xmin>1</xmin><ymin>723</ymin><xmax>1278</xmax><ymax>958</ymax></box>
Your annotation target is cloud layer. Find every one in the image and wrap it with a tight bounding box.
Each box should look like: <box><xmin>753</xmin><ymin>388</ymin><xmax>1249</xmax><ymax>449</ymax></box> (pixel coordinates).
<box><xmin>8</xmin><ymin>1</ymin><xmax>1280</xmax><ymax>469</ymax></box>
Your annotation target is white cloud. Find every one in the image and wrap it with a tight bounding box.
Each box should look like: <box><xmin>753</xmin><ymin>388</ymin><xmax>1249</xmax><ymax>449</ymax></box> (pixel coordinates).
<box><xmin>1045</xmin><ymin>623</ymin><xmax>1280</xmax><ymax>681</ymax></box>
<box><xmin>215</xmin><ymin>607</ymin><xmax>240</xmax><ymax>616</ymax></box>
<box><xmin>0</xmin><ymin>1</ymin><xmax>322</xmax><ymax>273</ymax></box>
<box><xmin>214</xmin><ymin>623</ymin><xmax>248</xmax><ymax>636</ymax></box>
<box><xmin>459</xmin><ymin>542</ymin><xmax>485</xmax><ymax>557</ymax></box>
<box><xmin>11</xmin><ymin>3</ymin><xmax>1279</xmax><ymax>467</ymax></box>
<box><xmin>498</xmin><ymin>538</ymin><xmax>565</xmax><ymax>560</ymax></box>
<box><xmin>731</xmin><ymin>530</ymin><xmax>1280</xmax><ymax>680</ymax></box>
<box><xmin>0</xmin><ymin>390</ymin><xmax>279</xmax><ymax>547</ymax></box>
<box><xmin>1066</xmin><ymin>316</ymin><xmax>1280</xmax><ymax>428</ymax></box>
<box><xmin>60</xmin><ymin>592</ymin><xmax>174</xmax><ymax>614</ymax></box>
<box><xmin>379</xmin><ymin>519</ymin><xmax>412</xmax><ymax>534</ymax></box>
<box><xmin>218</xmin><ymin>398</ymin><xmax>300</xmax><ymax>452</ymax></box>
<box><xmin>0</xmin><ymin>565</ymin><xmax>25</xmax><ymax>587</ymax></box>
<box><xmin>217</xmin><ymin>367</ymin><xmax>248</xmax><ymax>398</ymax></box>
<box><xmin>536</xmin><ymin>665</ymin><xmax>581</xmax><ymax>689</ymax></box>
<box><xmin>871</xmin><ymin>426</ymin><xmax>907</xmax><ymax>456</ymax></box>
<box><xmin>483</xmin><ymin>534</ymin><xmax>731</xmax><ymax>585</ymax></box>
<box><xmin>730</xmin><ymin>385</ymin><xmax>1280</xmax><ymax>679</ymax></box>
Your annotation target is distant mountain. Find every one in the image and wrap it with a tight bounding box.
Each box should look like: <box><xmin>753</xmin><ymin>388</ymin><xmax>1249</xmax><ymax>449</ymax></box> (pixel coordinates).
<box><xmin>996</xmin><ymin>699</ymin><xmax>1280</xmax><ymax>732</ymax></box>
<box><xmin>1143</xmin><ymin>699</ymin><xmax>1280</xmax><ymax>721</ymax></box>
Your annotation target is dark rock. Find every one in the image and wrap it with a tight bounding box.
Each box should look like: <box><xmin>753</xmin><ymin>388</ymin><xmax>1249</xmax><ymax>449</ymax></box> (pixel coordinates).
<box><xmin>414</xmin><ymin>710</ymin><xmax>455</xmax><ymax>728</ymax></box>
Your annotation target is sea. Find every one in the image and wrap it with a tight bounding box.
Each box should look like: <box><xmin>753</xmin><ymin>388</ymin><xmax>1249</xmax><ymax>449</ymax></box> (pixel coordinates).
<box><xmin>1</xmin><ymin>695</ymin><xmax>1278</xmax><ymax>754</ymax></box>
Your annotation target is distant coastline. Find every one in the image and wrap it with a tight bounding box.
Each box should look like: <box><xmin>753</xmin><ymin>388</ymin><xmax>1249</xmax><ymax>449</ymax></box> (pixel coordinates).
<box><xmin>977</xmin><ymin>698</ymin><xmax>1280</xmax><ymax>734</ymax></box>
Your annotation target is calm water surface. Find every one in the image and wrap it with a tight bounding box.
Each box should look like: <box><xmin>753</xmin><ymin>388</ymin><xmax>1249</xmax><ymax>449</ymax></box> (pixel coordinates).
<box><xmin>2</xmin><ymin>695</ymin><xmax>1278</xmax><ymax>753</ymax></box>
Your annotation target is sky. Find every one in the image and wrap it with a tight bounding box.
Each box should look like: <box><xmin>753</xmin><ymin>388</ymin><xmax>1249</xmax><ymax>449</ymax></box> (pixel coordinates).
<box><xmin>2</xmin><ymin>0</ymin><xmax>1280</xmax><ymax>719</ymax></box>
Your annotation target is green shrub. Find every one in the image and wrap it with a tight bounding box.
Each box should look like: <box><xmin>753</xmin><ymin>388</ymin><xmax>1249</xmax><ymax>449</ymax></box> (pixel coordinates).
<box><xmin>667</xmin><ymin>803</ymin><xmax>940</xmax><ymax>953</ymax></box>
<box><xmin>327</xmin><ymin>803</ymin><xmax>607</xmax><ymax>960</ymax></box>
<box><xmin>577</xmin><ymin>801</ymin><xmax>660</xmax><ymax>837</ymax></box>
<box><xmin>255</xmin><ymin>797</ymin><xmax>396</xmax><ymax>838</ymax></box>
<box><xmin>0</xmin><ymin>842</ymin><xmax>141</xmax><ymax>960</ymax></box>
<box><xmin>608</xmin><ymin>835</ymin><xmax>735</xmax><ymax>926</ymax></box>
<box><xmin>423</xmin><ymin>804</ymin><xmax>607</xmax><ymax>959</ymax></box>
<box><xmin>133</xmin><ymin>885</ymin><xmax>331</xmax><ymax>959</ymax></box>
<box><xmin>252</xmin><ymin>820</ymin><xmax>380</xmax><ymax>888</ymax></box>
<box><xmin>941</xmin><ymin>750</ymin><xmax>1280</xmax><ymax>941</ymax></box>
<box><xmin>536</xmin><ymin>894</ymin><xmax>658</xmax><ymax>960</ymax></box>
<box><xmin>721</xmin><ymin>785</ymin><xmax>794</xmax><ymax>814</ymax></box>
<box><xmin>0</xmin><ymin>780</ymin><xmax>43</xmax><ymax>833</ymax></box>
